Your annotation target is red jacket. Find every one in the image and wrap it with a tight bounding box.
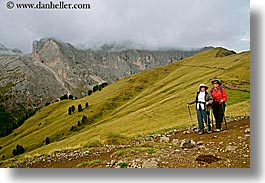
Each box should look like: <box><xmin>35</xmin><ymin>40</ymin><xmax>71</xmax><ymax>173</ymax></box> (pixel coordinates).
<box><xmin>210</xmin><ymin>86</ymin><xmax>227</xmax><ymax>103</ymax></box>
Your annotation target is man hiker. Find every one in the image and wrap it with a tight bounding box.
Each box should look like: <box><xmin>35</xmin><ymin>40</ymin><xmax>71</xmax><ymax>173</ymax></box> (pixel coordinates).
<box><xmin>187</xmin><ymin>83</ymin><xmax>213</xmax><ymax>135</ymax></box>
<box><xmin>210</xmin><ymin>79</ymin><xmax>228</xmax><ymax>132</ymax></box>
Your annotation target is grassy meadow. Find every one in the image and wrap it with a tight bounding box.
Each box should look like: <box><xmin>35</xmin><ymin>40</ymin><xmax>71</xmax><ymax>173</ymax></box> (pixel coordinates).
<box><xmin>0</xmin><ymin>47</ymin><xmax>250</xmax><ymax>159</ymax></box>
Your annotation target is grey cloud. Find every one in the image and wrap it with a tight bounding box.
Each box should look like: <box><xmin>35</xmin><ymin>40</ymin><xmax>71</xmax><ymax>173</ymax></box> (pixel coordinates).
<box><xmin>0</xmin><ymin>0</ymin><xmax>249</xmax><ymax>53</ymax></box>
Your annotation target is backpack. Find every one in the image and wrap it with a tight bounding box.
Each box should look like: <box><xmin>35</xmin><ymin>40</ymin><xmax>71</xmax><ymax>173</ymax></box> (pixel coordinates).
<box><xmin>211</xmin><ymin>86</ymin><xmax>226</xmax><ymax>111</ymax></box>
<box><xmin>210</xmin><ymin>86</ymin><xmax>223</xmax><ymax>93</ymax></box>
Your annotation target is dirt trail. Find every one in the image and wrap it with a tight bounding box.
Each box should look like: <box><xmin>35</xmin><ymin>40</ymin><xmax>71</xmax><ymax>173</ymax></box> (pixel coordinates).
<box><xmin>1</xmin><ymin>117</ymin><xmax>250</xmax><ymax>168</ymax></box>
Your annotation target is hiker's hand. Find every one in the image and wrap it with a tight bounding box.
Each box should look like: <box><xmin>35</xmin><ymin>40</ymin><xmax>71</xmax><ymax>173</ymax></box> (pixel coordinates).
<box><xmin>219</xmin><ymin>99</ymin><xmax>224</xmax><ymax>104</ymax></box>
<box><xmin>206</xmin><ymin>102</ymin><xmax>209</xmax><ymax>105</ymax></box>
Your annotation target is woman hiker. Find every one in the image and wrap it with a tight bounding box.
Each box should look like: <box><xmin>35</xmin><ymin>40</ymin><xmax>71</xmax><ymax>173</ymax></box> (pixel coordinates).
<box><xmin>210</xmin><ymin>79</ymin><xmax>228</xmax><ymax>132</ymax></box>
<box><xmin>187</xmin><ymin>83</ymin><xmax>213</xmax><ymax>135</ymax></box>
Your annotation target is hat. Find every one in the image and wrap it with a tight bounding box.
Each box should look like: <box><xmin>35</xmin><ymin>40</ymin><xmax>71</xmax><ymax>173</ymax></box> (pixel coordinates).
<box><xmin>199</xmin><ymin>83</ymin><xmax>208</xmax><ymax>90</ymax></box>
<box><xmin>211</xmin><ymin>79</ymin><xmax>222</xmax><ymax>85</ymax></box>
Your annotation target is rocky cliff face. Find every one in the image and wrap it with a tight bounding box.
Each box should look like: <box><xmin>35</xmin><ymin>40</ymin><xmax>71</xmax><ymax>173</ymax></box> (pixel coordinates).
<box><xmin>0</xmin><ymin>52</ymin><xmax>69</xmax><ymax>136</ymax></box>
<box><xmin>0</xmin><ymin>38</ymin><xmax>208</xmax><ymax>136</ymax></box>
<box><xmin>32</xmin><ymin>38</ymin><xmax>203</xmax><ymax>97</ymax></box>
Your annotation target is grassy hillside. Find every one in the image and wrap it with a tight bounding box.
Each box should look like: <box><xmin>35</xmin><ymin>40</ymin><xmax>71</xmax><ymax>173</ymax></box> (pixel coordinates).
<box><xmin>0</xmin><ymin>47</ymin><xmax>250</xmax><ymax>159</ymax></box>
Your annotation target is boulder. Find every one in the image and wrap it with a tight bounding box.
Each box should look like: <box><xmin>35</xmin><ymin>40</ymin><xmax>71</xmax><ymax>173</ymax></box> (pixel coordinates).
<box><xmin>142</xmin><ymin>158</ymin><xmax>158</xmax><ymax>168</ymax></box>
<box><xmin>160</xmin><ymin>136</ymin><xmax>170</xmax><ymax>143</ymax></box>
<box><xmin>172</xmin><ymin>139</ymin><xmax>179</xmax><ymax>144</ymax></box>
<box><xmin>179</xmin><ymin>139</ymin><xmax>196</xmax><ymax>148</ymax></box>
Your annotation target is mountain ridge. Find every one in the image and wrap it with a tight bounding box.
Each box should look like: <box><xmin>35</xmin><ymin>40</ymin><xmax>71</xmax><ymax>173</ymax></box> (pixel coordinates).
<box><xmin>0</xmin><ymin>39</ymin><xmax>209</xmax><ymax>138</ymax></box>
<box><xmin>0</xmin><ymin>47</ymin><xmax>250</xmax><ymax>159</ymax></box>
<box><xmin>32</xmin><ymin>38</ymin><xmax>208</xmax><ymax>97</ymax></box>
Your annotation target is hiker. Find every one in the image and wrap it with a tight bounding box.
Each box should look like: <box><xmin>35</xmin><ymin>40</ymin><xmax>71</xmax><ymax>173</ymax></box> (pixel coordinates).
<box><xmin>187</xmin><ymin>83</ymin><xmax>213</xmax><ymax>135</ymax></box>
<box><xmin>210</xmin><ymin>79</ymin><xmax>228</xmax><ymax>132</ymax></box>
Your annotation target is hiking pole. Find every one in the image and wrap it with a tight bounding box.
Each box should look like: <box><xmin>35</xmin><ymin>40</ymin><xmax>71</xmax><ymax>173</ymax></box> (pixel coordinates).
<box><xmin>187</xmin><ymin>104</ymin><xmax>193</xmax><ymax>124</ymax></box>
<box><xmin>222</xmin><ymin>103</ymin><xmax>228</xmax><ymax>130</ymax></box>
<box><xmin>223</xmin><ymin>112</ymin><xmax>227</xmax><ymax>130</ymax></box>
<box><xmin>206</xmin><ymin>111</ymin><xmax>210</xmax><ymax>132</ymax></box>
<box><xmin>211</xmin><ymin>109</ymin><xmax>214</xmax><ymax>131</ymax></box>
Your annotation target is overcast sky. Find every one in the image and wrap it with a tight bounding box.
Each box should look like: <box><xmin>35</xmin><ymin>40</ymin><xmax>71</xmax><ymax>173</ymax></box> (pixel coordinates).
<box><xmin>0</xmin><ymin>0</ymin><xmax>249</xmax><ymax>53</ymax></box>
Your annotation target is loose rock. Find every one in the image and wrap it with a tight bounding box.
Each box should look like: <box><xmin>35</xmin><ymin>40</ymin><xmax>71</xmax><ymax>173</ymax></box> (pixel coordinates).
<box><xmin>225</xmin><ymin>145</ymin><xmax>238</xmax><ymax>152</ymax></box>
<box><xmin>160</xmin><ymin>136</ymin><xmax>170</xmax><ymax>143</ymax></box>
<box><xmin>244</xmin><ymin>128</ymin><xmax>250</xmax><ymax>134</ymax></box>
<box><xmin>172</xmin><ymin>139</ymin><xmax>179</xmax><ymax>144</ymax></box>
<box><xmin>142</xmin><ymin>158</ymin><xmax>158</xmax><ymax>168</ymax></box>
<box><xmin>179</xmin><ymin>139</ymin><xmax>196</xmax><ymax>148</ymax></box>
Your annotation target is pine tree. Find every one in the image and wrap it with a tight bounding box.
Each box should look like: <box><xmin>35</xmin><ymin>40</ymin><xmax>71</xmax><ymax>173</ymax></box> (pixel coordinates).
<box><xmin>85</xmin><ymin>102</ymin><xmax>89</xmax><ymax>108</ymax></box>
<box><xmin>101</xmin><ymin>82</ymin><xmax>108</xmax><ymax>88</ymax></box>
<box><xmin>68</xmin><ymin>107</ymin><xmax>72</xmax><ymax>115</ymax></box>
<box><xmin>12</xmin><ymin>149</ymin><xmax>18</xmax><ymax>156</ymax></box>
<box><xmin>70</xmin><ymin>126</ymin><xmax>76</xmax><ymax>132</ymax></box>
<box><xmin>45</xmin><ymin>137</ymin><xmax>50</xmax><ymax>145</ymax></box>
<box><xmin>88</xmin><ymin>90</ymin><xmax>93</xmax><ymax>96</ymax></box>
<box><xmin>60</xmin><ymin>94</ymin><xmax>68</xmax><ymax>100</ymax></box>
<box><xmin>78</xmin><ymin>104</ymin><xmax>83</xmax><ymax>112</ymax></box>
<box><xmin>81</xmin><ymin>115</ymin><xmax>88</xmax><ymax>124</ymax></box>
<box><xmin>98</xmin><ymin>84</ymin><xmax>102</xmax><ymax>91</ymax></box>
<box><xmin>93</xmin><ymin>85</ymin><xmax>99</xmax><ymax>92</ymax></box>
<box><xmin>71</xmin><ymin>105</ymin><xmax>75</xmax><ymax>113</ymax></box>
<box><xmin>13</xmin><ymin>144</ymin><xmax>25</xmax><ymax>156</ymax></box>
<box><xmin>16</xmin><ymin>144</ymin><xmax>25</xmax><ymax>154</ymax></box>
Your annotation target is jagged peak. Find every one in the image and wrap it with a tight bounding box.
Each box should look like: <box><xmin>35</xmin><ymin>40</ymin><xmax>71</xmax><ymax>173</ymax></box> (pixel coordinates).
<box><xmin>0</xmin><ymin>43</ymin><xmax>7</xmax><ymax>50</ymax></box>
<box><xmin>35</xmin><ymin>37</ymin><xmax>65</xmax><ymax>45</ymax></box>
<box><xmin>33</xmin><ymin>37</ymin><xmax>216</xmax><ymax>53</ymax></box>
<box><xmin>0</xmin><ymin>43</ymin><xmax>23</xmax><ymax>55</ymax></box>
<box><xmin>32</xmin><ymin>38</ymin><xmax>75</xmax><ymax>53</ymax></box>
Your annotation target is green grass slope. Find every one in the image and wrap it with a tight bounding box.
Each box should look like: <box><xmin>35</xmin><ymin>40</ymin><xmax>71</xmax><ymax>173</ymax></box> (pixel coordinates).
<box><xmin>0</xmin><ymin>47</ymin><xmax>250</xmax><ymax>159</ymax></box>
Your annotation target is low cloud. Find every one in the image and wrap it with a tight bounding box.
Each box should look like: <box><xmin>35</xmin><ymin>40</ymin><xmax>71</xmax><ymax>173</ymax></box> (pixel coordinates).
<box><xmin>0</xmin><ymin>0</ymin><xmax>250</xmax><ymax>53</ymax></box>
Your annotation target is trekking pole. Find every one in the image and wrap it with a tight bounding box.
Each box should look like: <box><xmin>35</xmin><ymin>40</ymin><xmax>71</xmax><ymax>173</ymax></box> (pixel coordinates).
<box><xmin>211</xmin><ymin>109</ymin><xmax>214</xmax><ymax>131</ymax></box>
<box><xmin>222</xmin><ymin>103</ymin><xmax>228</xmax><ymax>130</ymax></box>
<box><xmin>187</xmin><ymin>104</ymin><xmax>193</xmax><ymax>124</ymax></box>
<box><xmin>206</xmin><ymin>111</ymin><xmax>210</xmax><ymax>132</ymax></box>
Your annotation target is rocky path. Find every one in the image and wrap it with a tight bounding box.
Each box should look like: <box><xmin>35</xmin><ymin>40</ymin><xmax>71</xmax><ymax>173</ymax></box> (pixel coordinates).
<box><xmin>2</xmin><ymin>116</ymin><xmax>250</xmax><ymax>168</ymax></box>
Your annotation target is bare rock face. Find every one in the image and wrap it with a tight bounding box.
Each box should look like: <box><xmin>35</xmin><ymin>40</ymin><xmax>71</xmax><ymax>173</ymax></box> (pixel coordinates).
<box><xmin>0</xmin><ymin>52</ymin><xmax>68</xmax><ymax>137</ymax></box>
<box><xmin>32</xmin><ymin>38</ymin><xmax>203</xmax><ymax>97</ymax></box>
